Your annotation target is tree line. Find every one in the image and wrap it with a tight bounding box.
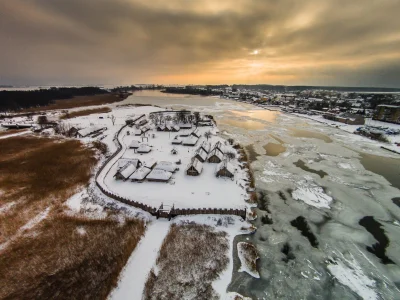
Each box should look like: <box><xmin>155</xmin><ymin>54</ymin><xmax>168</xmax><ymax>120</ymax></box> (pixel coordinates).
<box><xmin>0</xmin><ymin>87</ymin><xmax>108</xmax><ymax>111</ymax></box>
<box><xmin>163</xmin><ymin>86</ymin><xmax>223</xmax><ymax>96</ymax></box>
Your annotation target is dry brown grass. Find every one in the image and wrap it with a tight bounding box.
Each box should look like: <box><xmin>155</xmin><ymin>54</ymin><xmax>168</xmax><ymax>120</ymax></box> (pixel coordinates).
<box><xmin>144</xmin><ymin>224</ymin><xmax>229</xmax><ymax>300</ymax></box>
<box><xmin>0</xmin><ymin>135</ymin><xmax>146</xmax><ymax>299</ymax></box>
<box><xmin>21</xmin><ymin>94</ymin><xmax>125</xmax><ymax>112</ymax></box>
<box><xmin>0</xmin><ymin>136</ymin><xmax>97</xmax><ymax>244</ymax></box>
<box><xmin>0</xmin><ymin>215</ymin><xmax>145</xmax><ymax>299</ymax></box>
<box><xmin>60</xmin><ymin>107</ymin><xmax>111</xmax><ymax>119</ymax></box>
<box><xmin>237</xmin><ymin>242</ymin><xmax>259</xmax><ymax>275</ymax></box>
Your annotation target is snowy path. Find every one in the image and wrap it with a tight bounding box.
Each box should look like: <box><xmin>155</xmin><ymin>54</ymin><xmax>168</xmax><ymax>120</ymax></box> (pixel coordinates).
<box><xmin>109</xmin><ymin>220</ymin><xmax>170</xmax><ymax>300</ymax></box>
<box><xmin>0</xmin><ymin>131</ymin><xmax>30</xmax><ymax>139</ymax></box>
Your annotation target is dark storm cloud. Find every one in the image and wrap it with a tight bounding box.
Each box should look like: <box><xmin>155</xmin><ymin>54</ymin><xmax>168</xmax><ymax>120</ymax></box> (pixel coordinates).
<box><xmin>0</xmin><ymin>0</ymin><xmax>400</xmax><ymax>86</ymax></box>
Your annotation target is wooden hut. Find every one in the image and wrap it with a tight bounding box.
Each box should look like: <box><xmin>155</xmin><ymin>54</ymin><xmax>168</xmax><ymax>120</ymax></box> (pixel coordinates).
<box><xmin>128</xmin><ymin>140</ymin><xmax>140</xmax><ymax>149</ymax></box>
<box><xmin>186</xmin><ymin>158</ymin><xmax>203</xmax><ymax>176</ymax></box>
<box><xmin>207</xmin><ymin>149</ymin><xmax>224</xmax><ymax>163</ymax></box>
<box><xmin>216</xmin><ymin>160</ymin><xmax>235</xmax><ymax>178</ymax></box>
<box><xmin>146</xmin><ymin>169</ymin><xmax>172</xmax><ymax>182</ymax></box>
<box><xmin>114</xmin><ymin>163</ymin><xmax>138</xmax><ymax>180</ymax></box>
<box><xmin>194</xmin><ymin>148</ymin><xmax>207</xmax><ymax>162</ymax></box>
<box><xmin>182</xmin><ymin>135</ymin><xmax>199</xmax><ymax>146</ymax></box>
<box><xmin>191</xmin><ymin>129</ymin><xmax>200</xmax><ymax>138</ymax></box>
<box><xmin>130</xmin><ymin>166</ymin><xmax>151</xmax><ymax>182</ymax></box>
<box><xmin>156</xmin><ymin>125</ymin><xmax>166</xmax><ymax>131</ymax></box>
<box><xmin>171</xmin><ymin>125</ymin><xmax>180</xmax><ymax>132</ymax></box>
<box><xmin>212</xmin><ymin>141</ymin><xmax>225</xmax><ymax>155</ymax></box>
<box><xmin>137</xmin><ymin>144</ymin><xmax>152</xmax><ymax>153</ymax></box>
<box><xmin>198</xmin><ymin>141</ymin><xmax>211</xmax><ymax>154</ymax></box>
<box><xmin>154</xmin><ymin>161</ymin><xmax>177</xmax><ymax>173</ymax></box>
<box><xmin>116</xmin><ymin>158</ymin><xmax>141</xmax><ymax>171</ymax></box>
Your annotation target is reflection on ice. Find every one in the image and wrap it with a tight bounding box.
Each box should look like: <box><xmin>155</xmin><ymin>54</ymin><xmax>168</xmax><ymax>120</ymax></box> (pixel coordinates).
<box><xmin>327</xmin><ymin>253</ymin><xmax>378</xmax><ymax>300</ymax></box>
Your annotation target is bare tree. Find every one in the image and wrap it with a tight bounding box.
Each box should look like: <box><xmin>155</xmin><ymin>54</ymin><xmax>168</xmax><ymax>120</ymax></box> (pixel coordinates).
<box><xmin>193</xmin><ymin>112</ymin><xmax>200</xmax><ymax>126</ymax></box>
<box><xmin>225</xmin><ymin>151</ymin><xmax>236</xmax><ymax>161</ymax></box>
<box><xmin>204</xmin><ymin>131</ymin><xmax>212</xmax><ymax>140</ymax></box>
<box><xmin>227</xmin><ymin>138</ymin><xmax>234</xmax><ymax>145</ymax></box>
<box><xmin>111</xmin><ymin>115</ymin><xmax>116</xmax><ymax>126</ymax></box>
<box><xmin>149</xmin><ymin>114</ymin><xmax>156</xmax><ymax>124</ymax></box>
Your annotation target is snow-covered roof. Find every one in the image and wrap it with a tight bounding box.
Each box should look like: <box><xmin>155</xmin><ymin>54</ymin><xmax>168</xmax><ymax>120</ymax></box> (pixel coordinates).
<box><xmin>142</xmin><ymin>125</ymin><xmax>151</xmax><ymax>132</ymax></box>
<box><xmin>217</xmin><ymin>160</ymin><xmax>235</xmax><ymax>174</ymax></box>
<box><xmin>178</xmin><ymin>123</ymin><xmax>192</xmax><ymax>129</ymax></box>
<box><xmin>120</xmin><ymin>164</ymin><xmax>137</xmax><ymax>178</ymax></box>
<box><xmin>133</xmin><ymin>129</ymin><xmax>142</xmax><ymax>135</ymax></box>
<box><xmin>157</xmin><ymin>125</ymin><xmax>165</xmax><ymax>130</ymax></box>
<box><xmin>77</xmin><ymin>126</ymin><xmax>102</xmax><ymax>137</ymax></box>
<box><xmin>187</xmin><ymin>158</ymin><xmax>203</xmax><ymax>173</ymax></box>
<box><xmin>199</xmin><ymin>141</ymin><xmax>211</xmax><ymax>153</ymax></box>
<box><xmin>147</xmin><ymin>169</ymin><xmax>172</xmax><ymax>181</ymax></box>
<box><xmin>173</xmin><ymin>125</ymin><xmax>180</xmax><ymax>131</ymax></box>
<box><xmin>129</xmin><ymin>140</ymin><xmax>140</xmax><ymax>148</ymax></box>
<box><xmin>143</xmin><ymin>158</ymin><xmax>157</xmax><ymax>168</ymax></box>
<box><xmin>208</xmin><ymin>149</ymin><xmax>224</xmax><ymax>160</ymax></box>
<box><xmin>117</xmin><ymin>158</ymin><xmax>140</xmax><ymax>170</ymax></box>
<box><xmin>129</xmin><ymin>166</ymin><xmax>151</xmax><ymax>180</ymax></box>
<box><xmin>155</xmin><ymin>161</ymin><xmax>176</xmax><ymax>172</ymax></box>
<box><xmin>212</xmin><ymin>141</ymin><xmax>225</xmax><ymax>154</ymax></box>
<box><xmin>182</xmin><ymin>135</ymin><xmax>198</xmax><ymax>145</ymax></box>
<box><xmin>191</xmin><ymin>129</ymin><xmax>200</xmax><ymax>137</ymax></box>
<box><xmin>137</xmin><ymin>144</ymin><xmax>151</xmax><ymax>153</ymax></box>
<box><xmin>195</xmin><ymin>148</ymin><xmax>207</xmax><ymax>161</ymax></box>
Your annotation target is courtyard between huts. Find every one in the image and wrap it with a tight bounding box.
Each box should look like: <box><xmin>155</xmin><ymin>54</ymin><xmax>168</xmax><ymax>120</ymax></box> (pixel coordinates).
<box><xmin>101</xmin><ymin>111</ymin><xmax>249</xmax><ymax>210</ymax></box>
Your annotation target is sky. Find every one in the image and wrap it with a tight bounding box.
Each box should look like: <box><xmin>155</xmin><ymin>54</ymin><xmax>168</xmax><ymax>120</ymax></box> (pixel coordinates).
<box><xmin>1</xmin><ymin>0</ymin><xmax>400</xmax><ymax>87</ymax></box>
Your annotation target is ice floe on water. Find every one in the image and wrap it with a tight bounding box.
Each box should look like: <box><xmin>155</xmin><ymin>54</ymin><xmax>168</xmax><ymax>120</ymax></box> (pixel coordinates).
<box><xmin>338</xmin><ymin>162</ymin><xmax>354</xmax><ymax>170</ymax></box>
<box><xmin>327</xmin><ymin>253</ymin><xmax>378</xmax><ymax>300</ymax></box>
<box><xmin>292</xmin><ymin>181</ymin><xmax>333</xmax><ymax>209</ymax></box>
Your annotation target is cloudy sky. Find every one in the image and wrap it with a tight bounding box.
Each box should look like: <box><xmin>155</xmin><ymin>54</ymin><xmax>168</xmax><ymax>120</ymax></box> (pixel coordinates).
<box><xmin>1</xmin><ymin>0</ymin><xmax>400</xmax><ymax>87</ymax></box>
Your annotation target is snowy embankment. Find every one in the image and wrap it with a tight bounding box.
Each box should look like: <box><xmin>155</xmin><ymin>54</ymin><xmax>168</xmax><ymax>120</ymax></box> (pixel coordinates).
<box><xmin>237</xmin><ymin>242</ymin><xmax>260</xmax><ymax>278</ymax></box>
<box><xmin>0</xmin><ymin>130</ymin><xmax>30</xmax><ymax>139</ymax></box>
<box><xmin>109</xmin><ymin>220</ymin><xmax>171</xmax><ymax>300</ymax></box>
<box><xmin>292</xmin><ymin>113</ymin><xmax>400</xmax><ymax>154</ymax></box>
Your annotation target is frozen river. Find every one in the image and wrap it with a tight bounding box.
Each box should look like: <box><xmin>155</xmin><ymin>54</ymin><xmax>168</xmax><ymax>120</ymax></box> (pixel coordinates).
<box><xmin>120</xmin><ymin>90</ymin><xmax>400</xmax><ymax>299</ymax></box>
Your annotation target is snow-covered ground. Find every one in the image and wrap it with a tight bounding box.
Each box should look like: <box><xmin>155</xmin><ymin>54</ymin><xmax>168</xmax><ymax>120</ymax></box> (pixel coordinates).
<box><xmin>109</xmin><ymin>220</ymin><xmax>171</xmax><ymax>300</ymax></box>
